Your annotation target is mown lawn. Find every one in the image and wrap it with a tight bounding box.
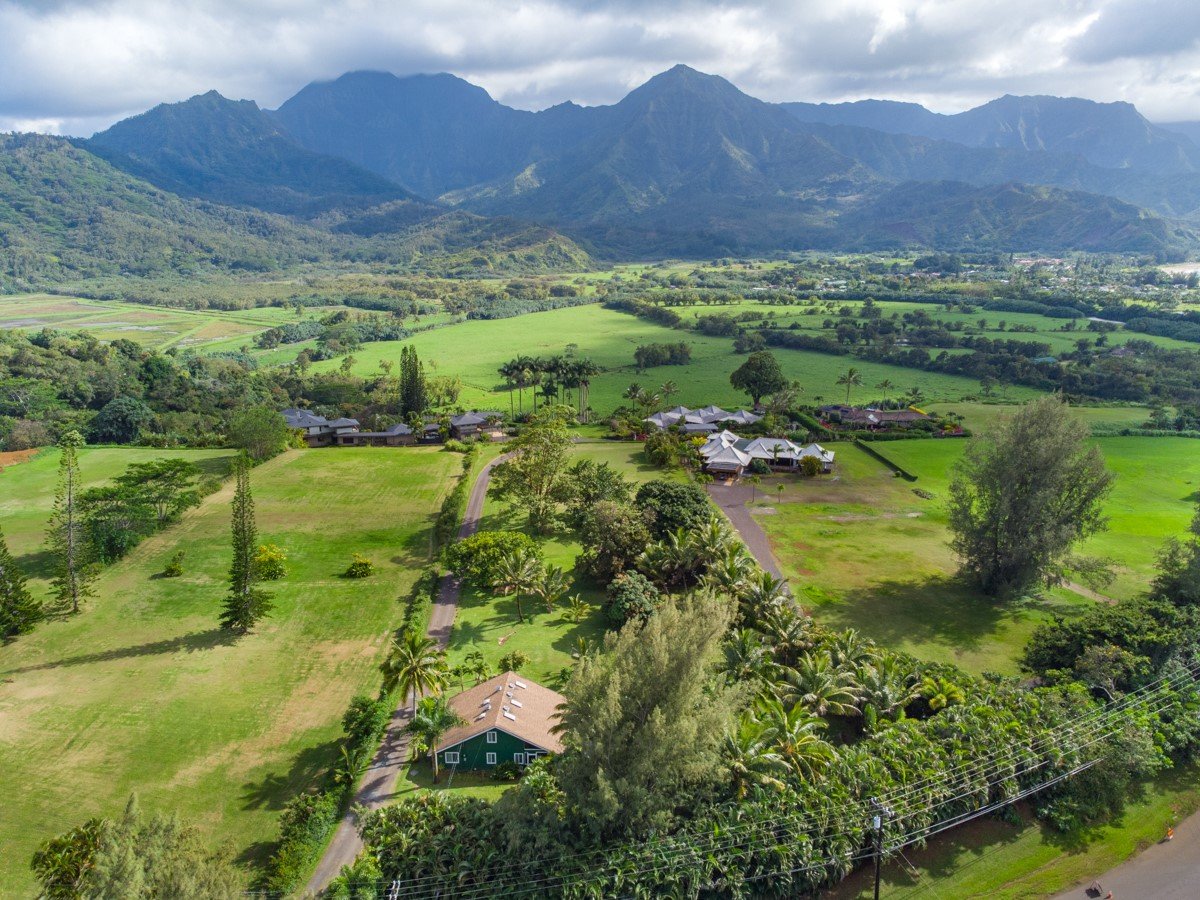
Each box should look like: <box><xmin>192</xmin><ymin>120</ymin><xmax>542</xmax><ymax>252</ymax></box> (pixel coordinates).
<box><xmin>313</xmin><ymin>304</ymin><xmax>997</xmax><ymax>417</ymax></box>
<box><xmin>752</xmin><ymin>443</ymin><xmax>1090</xmax><ymax>674</ymax></box>
<box><xmin>444</xmin><ymin>440</ymin><xmax>681</xmax><ymax>686</ymax></box>
<box><xmin>0</xmin><ymin>447</ymin><xmax>458</xmax><ymax>895</ymax></box>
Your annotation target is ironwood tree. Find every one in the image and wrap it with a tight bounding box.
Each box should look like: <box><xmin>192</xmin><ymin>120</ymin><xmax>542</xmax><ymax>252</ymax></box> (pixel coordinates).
<box><xmin>46</xmin><ymin>430</ymin><xmax>93</xmax><ymax>613</ymax></box>
<box><xmin>220</xmin><ymin>454</ymin><xmax>273</xmax><ymax>632</ymax></box>
<box><xmin>948</xmin><ymin>396</ymin><xmax>1114</xmax><ymax>596</ymax></box>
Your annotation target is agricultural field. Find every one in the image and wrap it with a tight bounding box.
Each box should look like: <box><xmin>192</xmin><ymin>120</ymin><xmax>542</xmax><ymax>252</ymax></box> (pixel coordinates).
<box><xmin>752</xmin><ymin>432</ymin><xmax>1200</xmax><ymax>673</ymax></box>
<box><xmin>921</xmin><ymin>401</ymin><xmax>1151</xmax><ymax>434</ymax></box>
<box><xmin>314</xmin><ymin>303</ymin><xmax>1002</xmax><ymax>416</ymax></box>
<box><xmin>0</xmin><ymin>293</ymin><xmax>351</xmax><ymax>353</ymax></box>
<box><xmin>0</xmin><ymin>446</ymin><xmax>458</xmax><ymax>895</ymax></box>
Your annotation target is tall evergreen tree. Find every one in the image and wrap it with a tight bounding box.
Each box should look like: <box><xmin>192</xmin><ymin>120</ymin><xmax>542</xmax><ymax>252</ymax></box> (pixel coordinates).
<box><xmin>220</xmin><ymin>454</ymin><xmax>272</xmax><ymax>632</ymax></box>
<box><xmin>398</xmin><ymin>345</ymin><xmax>429</xmax><ymax>416</ymax></box>
<box><xmin>46</xmin><ymin>430</ymin><xmax>93</xmax><ymax>613</ymax></box>
<box><xmin>0</xmin><ymin>527</ymin><xmax>42</xmax><ymax>637</ymax></box>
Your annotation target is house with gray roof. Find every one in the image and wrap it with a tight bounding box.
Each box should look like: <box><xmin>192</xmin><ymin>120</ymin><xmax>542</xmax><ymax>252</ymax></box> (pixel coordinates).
<box><xmin>697</xmin><ymin>430</ymin><xmax>834</xmax><ymax>476</ymax></box>
<box><xmin>643</xmin><ymin>404</ymin><xmax>762</xmax><ymax>432</ymax></box>
<box><xmin>282</xmin><ymin>408</ymin><xmax>360</xmax><ymax>447</ymax></box>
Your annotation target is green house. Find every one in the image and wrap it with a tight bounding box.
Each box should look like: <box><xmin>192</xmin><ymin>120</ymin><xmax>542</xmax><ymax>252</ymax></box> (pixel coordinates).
<box><xmin>435</xmin><ymin>672</ymin><xmax>565</xmax><ymax>772</ymax></box>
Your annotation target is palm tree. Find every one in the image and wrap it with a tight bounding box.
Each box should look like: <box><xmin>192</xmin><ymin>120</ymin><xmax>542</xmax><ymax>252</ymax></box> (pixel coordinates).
<box><xmin>660</xmin><ymin>380</ymin><xmax>679</xmax><ymax>404</ymax></box>
<box><xmin>754</xmin><ymin>696</ymin><xmax>834</xmax><ymax>781</ymax></box>
<box><xmin>836</xmin><ymin>367</ymin><xmax>863</xmax><ymax>405</ymax></box>
<box><xmin>465</xmin><ymin>650</ymin><xmax>491</xmax><ymax>685</ymax></box>
<box><xmin>738</xmin><ymin>570</ymin><xmax>791</xmax><ymax>622</ymax></box>
<box><xmin>827</xmin><ymin>628</ymin><xmax>877</xmax><ymax>669</ymax></box>
<box><xmin>498</xmin><ymin>360</ymin><xmax>518</xmax><ymax>418</ymax></box>
<box><xmin>532</xmin><ymin>564</ymin><xmax>572</xmax><ymax>613</ymax></box>
<box><xmin>405</xmin><ymin>695</ymin><xmax>464</xmax><ymax>783</ymax></box>
<box><xmin>381</xmin><ymin>629</ymin><xmax>447</xmax><ymax>714</ymax></box>
<box><xmin>575</xmin><ymin>358</ymin><xmax>601</xmax><ymax>423</ymax></box>
<box><xmin>721</xmin><ymin>628</ymin><xmax>776</xmax><ymax>685</ymax></box>
<box><xmin>687</xmin><ymin>514</ymin><xmax>736</xmax><ymax>570</ymax></box>
<box><xmin>756</xmin><ymin>602</ymin><xmax>814</xmax><ymax>667</ymax></box>
<box><xmin>779</xmin><ymin>651</ymin><xmax>861</xmax><ymax>718</ymax></box>
<box><xmin>638</xmin><ymin>529</ymin><xmax>696</xmax><ymax>590</ymax></box>
<box><xmin>723</xmin><ymin>718</ymin><xmax>787</xmax><ymax>799</ymax></box>
<box><xmin>564</xmin><ymin>593</ymin><xmax>591</xmax><ymax>623</ymax></box>
<box><xmin>857</xmin><ymin>654</ymin><xmax>919</xmax><ymax>730</ymax></box>
<box><xmin>702</xmin><ymin>544</ymin><xmax>754</xmax><ymax>597</ymax></box>
<box><xmin>919</xmin><ymin>673</ymin><xmax>965</xmax><ymax>711</ymax></box>
<box><xmin>875</xmin><ymin>379</ymin><xmax>895</xmax><ymax>406</ymax></box>
<box><xmin>490</xmin><ymin>548</ymin><xmax>544</xmax><ymax>623</ymax></box>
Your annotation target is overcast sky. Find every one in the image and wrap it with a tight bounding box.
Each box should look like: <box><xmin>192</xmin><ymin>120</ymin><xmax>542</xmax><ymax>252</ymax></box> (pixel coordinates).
<box><xmin>2</xmin><ymin>0</ymin><xmax>1198</xmax><ymax>136</ymax></box>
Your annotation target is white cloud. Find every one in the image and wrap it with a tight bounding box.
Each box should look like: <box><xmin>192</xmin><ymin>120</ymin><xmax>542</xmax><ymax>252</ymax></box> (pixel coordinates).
<box><xmin>0</xmin><ymin>0</ymin><xmax>1198</xmax><ymax>136</ymax></box>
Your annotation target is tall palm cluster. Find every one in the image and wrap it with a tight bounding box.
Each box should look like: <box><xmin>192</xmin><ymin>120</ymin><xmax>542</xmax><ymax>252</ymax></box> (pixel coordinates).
<box><xmin>497</xmin><ymin>355</ymin><xmax>601</xmax><ymax>421</ymax></box>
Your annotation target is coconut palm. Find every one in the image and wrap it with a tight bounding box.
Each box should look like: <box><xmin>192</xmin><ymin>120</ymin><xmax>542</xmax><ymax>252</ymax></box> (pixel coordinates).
<box><xmin>638</xmin><ymin>528</ymin><xmax>698</xmax><ymax>590</ymax></box>
<box><xmin>405</xmin><ymin>695</ymin><xmax>464</xmax><ymax>783</ymax></box>
<box><xmin>721</xmin><ymin>628</ymin><xmax>776</xmax><ymax>685</ymax></box>
<box><xmin>919</xmin><ymin>673</ymin><xmax>965</xmax><ymax>711</ymax></box>
<box><xmin>531</xmin><ymin>564</ymin><xmax>572</xmax><ymax>613</ymax></box>
<box><xmin>490</xmin><ymin>548</ymin><xmax>544</xmax><ymax>624</ymax></box>
<box><xmin>574</xmin><ymin>358</ymin><xmax>601</xmax><ymax>423</ymax></box>
<box><xmin>465</xmin><ymin>650</ymin><xmax>491</xmax><ymax>685</ymax></box>
<box><xmin>380</xmin><ymin>629</ymin><xmax>447</xmax><ymax>714</ymax></box>
<box><xmin>754</xmin><ymin>696</ymin><xmax>834</xmax><ymax>781</ymax></box>
<box><xmin>756</xmin><ymin>601</ymin><xmax>814</xmax><ymax>667</ymax></box>
<box><xmin>723</xmin><ymin>717</ymin><xmax>788</xmax><ymax>799</ymax></box>
<box><xmin>836</xmin><ymin>367</ymin><xmax>863</xmax><ymax>405</ymax></box>
<box><xmin>779</xmin><ymin>651</ymin><xmax>861</xmax><ymax>718</ymax></box>
<box><xmin>702</xmin><ymin>544</ymin><xmax>755</xmax><ymax>596</ymax></box>
<box><xmin>875</xmin><ymin>379</ymin><xmax>895</xmax><ymax>406</ymax></box>
<box><xmin>689</xmin><ymin>514</ymin><xmax>736</xmax><ymax>567</ymax></box>
<box><xmin>738</xmin><ymin>570</ymin><xmax>791</xmax><ymax>621</ymax></box>
<box><xmin>857</xmin><ymin>654</ymin><xmax>919</xmax><ymax>730</ymax></box>
<box><xmin>827</xmin><ymin>628</ymin><xmax>877</xmax><ymax>669</ymax></box>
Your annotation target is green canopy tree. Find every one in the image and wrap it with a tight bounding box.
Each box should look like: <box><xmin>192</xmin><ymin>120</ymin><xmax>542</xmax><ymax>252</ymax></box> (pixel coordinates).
<box><xmin>729</xmin><ymin>351</ymin><xmax>786</xmax><ymax>406</ymax></box>
<box><xmin>46</xmin><ymin>430</ymin><xmax>93</xmax><ymax>613</ymax></box>
<box><xmin>552</xmin><ymin>594</ymin><xmax>737</xmax><ymax>839</ymax></box>
<box><xmin>488</xmin><ymin>419</ymin><xmax>572</xmax><ymax>533</ymax></box>
<box><xmin>948</xmin><ymin>396</ymin><xmax>1114</xmax><ymax>595</ymax></box>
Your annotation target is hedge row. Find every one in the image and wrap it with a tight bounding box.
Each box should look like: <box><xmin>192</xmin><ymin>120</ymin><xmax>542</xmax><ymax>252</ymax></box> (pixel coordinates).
<box><xmin>433</xmin><ymin>446</ymin><xmax>479</xmax><ymax>549</ymax></box>
<box><xmin>854</xmin><ymin>439</ymin><xmax>919</xmax><ymax>480</ymax></box>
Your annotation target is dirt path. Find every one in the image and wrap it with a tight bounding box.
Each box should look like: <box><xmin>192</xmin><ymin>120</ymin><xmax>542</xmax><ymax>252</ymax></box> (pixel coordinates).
<box><xmin>305</xmin><ymin>452</ymin><xmax>511</xmax><ymax>895</ymax></box>
<box><xmin>707</xmin><ymin>482</ymin><xmax>784</xmax><ymax>578</ymax></box>
<box><xmin>1051</xmin><ymin>809</ymin><xmax>1200</xmax><ymax>899</ymax></box>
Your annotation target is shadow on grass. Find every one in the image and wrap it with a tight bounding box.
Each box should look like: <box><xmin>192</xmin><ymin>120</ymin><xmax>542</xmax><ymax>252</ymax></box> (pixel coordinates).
<box><xmin>14</xmin><ymin>549</ymin><xmax>55</xmax><ymax>581</ymax></box>
<box><xmin>239</xmin><ymin>738</ymin><xmax>341</xmax><ymax>812</ymax></box>
<box><xmin>833</xmin><ymin>574</ymin><xmax>1009</xmax><ymax>654</ymax></box>
<box><xmin>1</xmin><ymin>627</ymin><xmax>236</xmax><ymax>675</ymax></box>
<box><xmin>391</xmin><ymin>527</ymin><xmax>435</xmax><ymax>568</ymax></box>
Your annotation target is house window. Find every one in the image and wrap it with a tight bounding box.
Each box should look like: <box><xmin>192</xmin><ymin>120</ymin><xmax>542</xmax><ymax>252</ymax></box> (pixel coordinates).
<box><xmin>486</xmin><ymin>752</ymin><xmax>497</xmax><ymax>765</ymax></box>
<box><xmin>513</xmin><ymin>752</ymin><xmax>525</xmax><ymax>765</ymax></box>
<box><xmin>444</xmin><ymin>751</ymin><xmax>460</xmax><ymax>765</ymax></box>
<box><xmin>486</xmin><ymin>731</ymin><xmax>497</xmax><ymax>744</ymax></box>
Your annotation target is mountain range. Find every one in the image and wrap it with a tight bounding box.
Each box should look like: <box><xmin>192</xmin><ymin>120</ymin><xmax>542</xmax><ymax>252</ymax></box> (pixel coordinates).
<box><xmin>4</xmin><ymin>63</ymin><xmax>1200</xmax><ymax>284</ymax></box>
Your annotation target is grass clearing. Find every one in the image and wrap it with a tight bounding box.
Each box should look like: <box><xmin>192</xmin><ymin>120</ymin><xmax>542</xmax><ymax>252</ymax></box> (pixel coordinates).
<box><xmin>0</xmin><ymin>446</ymin><xmax>458</xmax><ymax>895</ymax></box>
<box><xmin>313</xmin><ymin>304</ymin><xmax>1000</xmax><ymax>416</ymax></box>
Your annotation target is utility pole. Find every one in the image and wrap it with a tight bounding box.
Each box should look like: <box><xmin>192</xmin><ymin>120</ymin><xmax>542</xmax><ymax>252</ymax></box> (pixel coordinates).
<box><xmin>870</xmin><ymin>798</ymin><xmax>894</xmax><ymax>900</ymax></box>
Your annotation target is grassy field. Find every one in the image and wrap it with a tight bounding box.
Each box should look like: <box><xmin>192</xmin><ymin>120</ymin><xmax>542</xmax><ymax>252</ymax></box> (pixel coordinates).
<box><xmin>0</xmin><ymin>293</ymin><xmax>350</xmax><ymax>353</ymax></box>
<box><xmin>832</xmin><ymin>762</ymin><xmax>1200</xmax><ymax>899</ymax></box>
<box><xmin>444</xmin><ymin>440</ymin><xmax>683</xmax><ymax>686</ymax></box>
<box><xmin>0</xmin><ymin>446</ymin><xmax>458</xmax><ymax>895</ymax></box>
<box><xmin>751</xmin><ymin>443</ymin><xmax>1090</xmax><ymax>674</ymax></box>
<box><xmin>921</xmin><ymin>401</ymin><xmax>1151</xmax><ymax>434</ymax></box>
<box><xmin>879</xmin><ymin>435</ymin><xmax>1200</xmax><ymax>601</ymax></box>
<box><xmin>313</xmin><ymin>304</ymin><xmax>1007</xmax><ymax>417</ymax></box>
<box><xmin>752</xmin><ymin>431</ymin><xmax>1200</xmax><ymax>673</ymax></box>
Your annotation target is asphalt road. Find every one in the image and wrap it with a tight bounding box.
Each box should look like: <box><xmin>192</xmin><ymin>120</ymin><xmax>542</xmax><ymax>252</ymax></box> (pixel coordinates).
<box><xmin>706</xmin><ymin>481</ymin><xmax>784</xmax><ymax>578</ymax></box>
<box><xmin>304</xmin><ymin>452</ymin><xmax>510</xmax><ymax>895</ymax></box>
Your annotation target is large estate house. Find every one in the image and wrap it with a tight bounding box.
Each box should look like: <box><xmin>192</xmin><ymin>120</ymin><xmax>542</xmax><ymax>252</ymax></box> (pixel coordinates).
<box><xmin>282</xmin><ymin>408</ymin><xmax>363</xmax><ymax>447</ymax></box>
<box><xmin>699</xmin><ymin>430</ymin><xmax>835</xmax><ymax>476</ymax></box>
<box><xmin>435</xmin><ymin>672</ymin><xmax>565</xmax><ymax>772</ymax></box>
<box><xmin>284</xmin><ymin>408</ymin><xmax>503</xmax><ymax>447</ymax></box>
<box><xmin>644</xmin><ymin>404</ymin><xmax>763</xmax><ymax>434</ymax></box>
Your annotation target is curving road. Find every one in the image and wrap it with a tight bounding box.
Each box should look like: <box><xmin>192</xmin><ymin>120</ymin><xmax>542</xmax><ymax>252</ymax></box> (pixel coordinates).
<box><xmin>304</xmin><ymin>452</ymin><xmax>510</xmax><ymax>895</ymax></box>
<box><xmin>706</xmin><ymin>481</ymin><xmax>784</xmax><ymax>578</ymax></box>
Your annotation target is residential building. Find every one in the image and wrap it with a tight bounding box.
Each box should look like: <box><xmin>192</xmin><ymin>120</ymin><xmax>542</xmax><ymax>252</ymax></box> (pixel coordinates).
<box><xmin>282</xmin><ymin>408</ymin><xmax>360</xmax><ymax>447</ymax></box>
<box><xmin>698</xmin><ymin>429</ymin><xmax>835</xmax><ymax>476</ymax></box>
<box><xmin>643</xmin><ymin>404</ymin><xmax>762</xmax><ymax>432</ymax></box>
<box><xmin>435</xmin><ymin>672</ymin><xmax>565</xmax><ymax>772</ymax></box>
<box><xmin>448</xmin><ymin>411</ymin><xmax>504</xmax><ymax>439</ymax></box>
<box><xmin>819</xmin><ymin>405</ymin><xmax>930</xmax><ymax>429</ymax></box>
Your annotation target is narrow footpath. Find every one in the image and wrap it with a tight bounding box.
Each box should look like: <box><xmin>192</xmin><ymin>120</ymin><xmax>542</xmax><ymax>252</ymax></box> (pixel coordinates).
<box><xmin>305</xmin><ymin>452</ymin><xmax>510</xmax><ymax>895</ymax></box>
<box><xmin>707</xmin><ymin>482</ymin><xmax>784</xmax><ymax>578</ymax></box>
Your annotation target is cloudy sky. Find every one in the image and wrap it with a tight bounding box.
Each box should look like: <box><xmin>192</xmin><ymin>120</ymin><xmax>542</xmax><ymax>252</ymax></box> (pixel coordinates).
<box><xmin>2</xmin><ymin>0</ymin><xmax>1198</xmax><ymax>136</ymax></box>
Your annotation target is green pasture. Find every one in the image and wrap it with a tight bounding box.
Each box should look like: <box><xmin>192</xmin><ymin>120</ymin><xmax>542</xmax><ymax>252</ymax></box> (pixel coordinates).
<box><xmin>0</xmin><ymin>293</ymin><xmax>349</xmax><ymax>353</ymax></box>
<box><xmin>444</xmin><ymin>440</ymin><xmax>681</xmax><ymax>686</ymax></box>
<box><xmin>314</xmin><ymin>304</ymin><xmax>998</xmax><ymax>417</ymax></box>
<box><xmin>922</xmin><ymin>401</ymin><xmax>1150</xmax><ymax>434</ymax></box>
<box><xmin>0</xmin><ymin>446</ymin><xmax>457</xmax><ymax>894</ymax></box>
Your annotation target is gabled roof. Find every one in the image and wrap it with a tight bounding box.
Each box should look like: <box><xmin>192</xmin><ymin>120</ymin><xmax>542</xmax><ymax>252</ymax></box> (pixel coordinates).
<box><xmin>705</xmin><ymin>444</ymin><xmax>752</xmax><ymax>469</ymax></box>
<box><xmin>282</xmin><ymin>408</ymin><xmax>329</xmax><ymax>428</ymax></box>
<box><xmin>328</xmin><ymin>417</ymin><xmax>360</xmax><ymax>428</ymax></box>
<box><xmin>450</xmin><ymin>411</ymin><xmax>502</xmax><ymax>427</ymax></box>
<box><xmin>436</xmin><ymin>672</ymin><xmax>565</xmax><ymax>755</ymax></box>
